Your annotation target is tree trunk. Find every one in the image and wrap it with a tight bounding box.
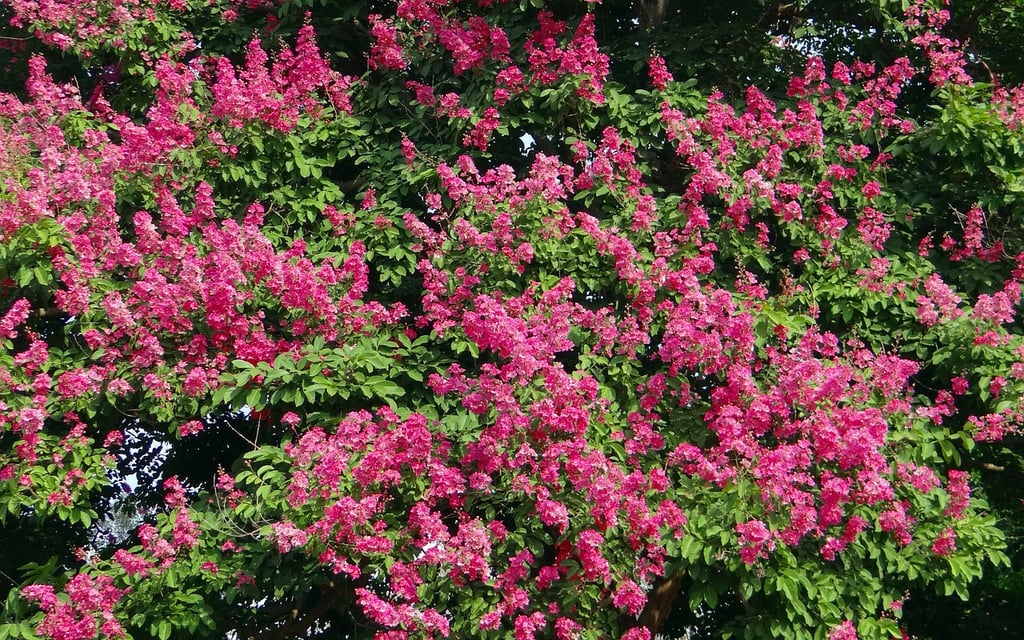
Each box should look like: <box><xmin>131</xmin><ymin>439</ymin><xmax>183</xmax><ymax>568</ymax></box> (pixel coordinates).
<box><xmin>636</xmin><ymin>569</ymin><xmax>685</xmax><ymax>637</ymax></box>
<box><xmin>637</xmin><ymin>0</ymin><xmax>671</xmax><ymax>30</ymax></box>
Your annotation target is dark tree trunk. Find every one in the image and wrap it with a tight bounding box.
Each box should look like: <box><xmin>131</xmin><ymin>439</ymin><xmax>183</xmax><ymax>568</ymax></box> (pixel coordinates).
<box><xmin>635</xmin><ymin>569</ymin><xmax>686</xmax><ymax>637</ymax></box>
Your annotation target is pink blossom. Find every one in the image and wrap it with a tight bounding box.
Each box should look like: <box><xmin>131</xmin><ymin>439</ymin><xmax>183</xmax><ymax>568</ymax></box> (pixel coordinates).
<box><xmin>576</xmin><ymin>530</ymin><xmax>610</xmax><ymax>582</ymax></box>
<box><xmin>368</xmin><ymin>16</ymin><xmax>407</xmax><ymax>70</ymax></box>
<box><xmin>612</xmin><ymin>579</ymin><xmax>646</xmax><ymax>616</ymax></box>
<box><xmin>0</xmin><ymin>298</ymin><xmax>31</xmax><ymax>339</ymax></box>
<box><xmin>163</xmin><ymin>476</ymin><xmax>186</xmax><ymax>508</ymax></box>
<box><xmin>828</xmin><ymin>620</ymin><xmax>858</xmax><ymax>640</ymax></box>
<box><xmin>271</xmin><ymin>521</ymin><xmax>309</xmax><ymax>553</ymax></box>
<box><xmin>178</xmin><ymin>420</ymin><xmax>204</xmax><ymax>437</ymax></box>
<box><xmin>479</xmin><ymin>611</ymin><xmax>502</xmax><ymax>630</ymax></box>
<box><xmin>878</xmin><ymin>501</ymin><xmax>914</xmax><ymax>545</ymax></box>
<box><xmin>362</xmin><ymin>188</ymin><xmax>377</xmax><ymax>210</ymax></box>
<box><xmin>931</xmin><ymin>527</ymin><xmax>957</xmax><ymax>556</ymax></box>
<box><xmin>514</xmin><ymin>612</ymin><xmax>547</xmax><ymax>640</ymax></box>
<box><xmin>648</xmin><ymin>55</ymin><xmax>672</xmax><ymax>91</ymax></box>
<box><xmin>21</xmin><ymin>584</ymin><xmax>58</xmax><ymax>610</ymax></box>
<box><xmin>554</xmin><ymin>616</ymin><xmax>583</xmax><ymax>640</ymax></box>
<box><xmin>736</xmin><ymin>519</ymin><xmax>774</xmax><ymax>564</ymax></box>
<box><xmin>944</xmin><ymin>470</ymin><xmax>971</xmax><ymax>519</ymax></box>
<box><xmin>621</xmin><ymin>627</ymin><xmax>652</xmax><ymax>640</ymax></box>
<box><xmin>113</xmin><ymin>550</ymin><xmax>151</xmax><ymax>577</ymax></box>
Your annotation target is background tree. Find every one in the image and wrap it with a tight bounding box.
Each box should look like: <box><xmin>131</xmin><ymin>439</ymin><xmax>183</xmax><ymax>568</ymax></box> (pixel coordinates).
<box><xmin>0</xmin><ymin>0</ymin><xmax>1023</xmax><ymax>639</ymax></box>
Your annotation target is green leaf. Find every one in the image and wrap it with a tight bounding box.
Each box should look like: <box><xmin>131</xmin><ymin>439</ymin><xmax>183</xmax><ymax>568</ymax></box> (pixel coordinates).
<box><xmin>368</xmin><ymin>378</ymin><xmax>405</xmax><ymax>398</ymax></box>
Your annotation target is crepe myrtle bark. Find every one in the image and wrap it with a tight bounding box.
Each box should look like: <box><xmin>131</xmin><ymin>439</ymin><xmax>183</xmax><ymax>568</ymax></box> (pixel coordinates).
<box><xmin>0</xmin><ymin>0</ymin><xmax>1023</xmax><ymax>639</ymax></box>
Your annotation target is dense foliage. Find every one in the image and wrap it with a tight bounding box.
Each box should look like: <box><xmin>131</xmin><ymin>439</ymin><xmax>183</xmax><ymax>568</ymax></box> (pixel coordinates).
<box><xmin>1</xmin><ymin>0</ymin><xmax>1023</xmax><ymax>638</ymax></box>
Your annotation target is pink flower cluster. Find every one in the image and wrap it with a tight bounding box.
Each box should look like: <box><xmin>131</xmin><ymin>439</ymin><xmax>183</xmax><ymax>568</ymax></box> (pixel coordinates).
<box><xmin>524</xmin><ymin>13</ymin><xmax>609</xmax><ymax>103</ymax></box>
<box><xmin>905</xmin><ymin>2</ymin><xmax>973</xmax><ymax>87</ymax></box>
<box><xmin>209</xmin><ymin>24</ymin><xmax>357</xmax><ymax>131</ymax></box>
<box><xmin>23</xmin><ymin>575</ymin><xmax>125</xmax><ymax>640</ymax></box>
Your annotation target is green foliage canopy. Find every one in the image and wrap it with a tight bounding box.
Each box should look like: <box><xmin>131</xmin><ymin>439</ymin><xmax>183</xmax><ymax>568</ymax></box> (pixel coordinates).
<box><xmin>0</xmin><ymin>0</ymin><xmax>1023</xmax><ymax>639</ymax></box>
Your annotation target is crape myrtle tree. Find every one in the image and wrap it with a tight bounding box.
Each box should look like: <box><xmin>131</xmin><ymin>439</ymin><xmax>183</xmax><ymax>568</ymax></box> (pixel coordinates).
<box><xmin>0</xmin><ymin>0</ymin><xmax>1023</xmax><ymax>638</ymax></box>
